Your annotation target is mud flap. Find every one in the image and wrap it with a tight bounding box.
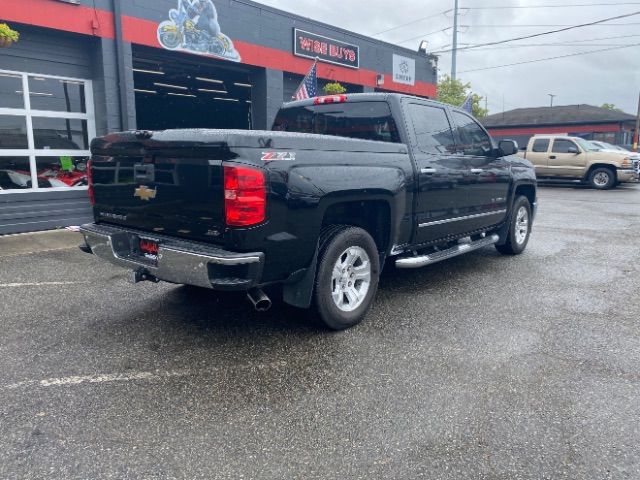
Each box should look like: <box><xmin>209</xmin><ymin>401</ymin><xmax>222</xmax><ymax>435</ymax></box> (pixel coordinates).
<box><xmin>495</xmin><ymin>220</ymin><xmax>511</xmax><ymax>246</ymax></box>
<box><xmin>282</xmin><ymin>246</ymin><xmax>319</xmax><ymax>309</ymax></box>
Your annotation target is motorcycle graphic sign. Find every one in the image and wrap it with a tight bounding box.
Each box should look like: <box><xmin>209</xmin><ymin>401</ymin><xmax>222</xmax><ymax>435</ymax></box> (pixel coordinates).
<box><xmin>157</xmin><ymin>0</ymin><xmax>241</xmax><ymax>62</ymax></box>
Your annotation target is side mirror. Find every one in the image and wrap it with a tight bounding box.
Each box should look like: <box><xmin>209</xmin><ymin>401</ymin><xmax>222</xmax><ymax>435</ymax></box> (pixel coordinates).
<box><xmin>568</xmin><ymin>146</ymin><xmax>580</xmax><ymax>154</ymax></box>
<box><xmin>498</xmin><ymin>139</ymin><xmax>518</xmax><ymax>156</ymax></box>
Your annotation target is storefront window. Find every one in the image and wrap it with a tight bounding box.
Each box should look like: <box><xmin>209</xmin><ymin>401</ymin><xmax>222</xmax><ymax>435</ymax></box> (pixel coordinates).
<box><xmin>0</xmin><ymin>73</ymin><xmax>24</xmax><ymax>109</ymax></box>
<box><xmin>32</xmin><ymin>117</ymin><xmax>89</xmax><ymax>150</ymax></box>
<box><xmin>28</xmin><ymin>77</ymin><xmax>86</xmax><ymax>113</ymax></box>
<box><xmin>0</xmin><ymin>69</ymin><xmax>95</xmax><ymax>192</ymax></box>
<box><xmin>0</xmin><ymin>115</ymin><xmax>29</xmax><ymax>149</ymax></box>
<box><xmin>35</xmin><ymin>156</ymin><xmax>88</xmax><ymax>188</ymax></box>
<box><xmin>0</xmin><ymin>157</ymin><xmax>32</xmax><ymax>190</ymax></box>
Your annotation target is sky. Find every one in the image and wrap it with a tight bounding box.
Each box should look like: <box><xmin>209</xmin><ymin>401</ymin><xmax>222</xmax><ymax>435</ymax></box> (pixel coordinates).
<box><xmin>254</xmin><ymin>0</ymin><xmax>640</xmax><ymax>116</ymax></box>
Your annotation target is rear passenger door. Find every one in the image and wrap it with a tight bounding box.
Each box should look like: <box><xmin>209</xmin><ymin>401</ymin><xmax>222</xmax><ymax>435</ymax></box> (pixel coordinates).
<box><xmin>527</xmin><ymin>138</ymin><xmax>551</xmax><ymax>176</ymax></box>
<box><xmin>404</xmin><ymin>101</ymin><xmax>472</xmax><ymax>244</ymax></box>
<box><xmin>450</xmin><ymin>110</ymin><xmax>511</xmax><ymax>231</ymax></box>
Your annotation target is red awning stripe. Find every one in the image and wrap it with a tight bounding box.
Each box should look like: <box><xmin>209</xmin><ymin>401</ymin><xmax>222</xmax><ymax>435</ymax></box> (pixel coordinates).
<box><xmin>2</xmin><ymin>0</ymin><xmax>115</xmax><ymax>38</ymax></box>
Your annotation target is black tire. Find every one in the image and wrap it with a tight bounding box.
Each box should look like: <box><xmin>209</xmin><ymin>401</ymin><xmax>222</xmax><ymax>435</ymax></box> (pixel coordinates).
<box><xmin>313</xmin><ymin>226</ymin><xmax>380</xmax><ymax>330</ymax></box>
<box><xmin>588</xmin><ymin>167</ymin><xmax>616</xmax><ymax>190</ymax></box>
<box><xmin>496</xmin><ymin>196</ymin><xmax>532</xmax><ymax>255</ymax></box>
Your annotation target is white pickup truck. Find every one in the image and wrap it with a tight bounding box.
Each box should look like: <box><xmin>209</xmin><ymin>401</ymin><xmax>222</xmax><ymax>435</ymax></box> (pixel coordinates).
<box><xmin>518</xmin><ymin>135</ymin><xmax>638</xmax><ymax>189</ymax></box>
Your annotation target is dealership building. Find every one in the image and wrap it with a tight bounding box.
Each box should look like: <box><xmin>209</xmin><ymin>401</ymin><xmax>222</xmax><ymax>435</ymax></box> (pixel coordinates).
<box><xmin>0</xmin><ymin>0</ymin><xmax>438</xmax><ymax>234</ymax></box>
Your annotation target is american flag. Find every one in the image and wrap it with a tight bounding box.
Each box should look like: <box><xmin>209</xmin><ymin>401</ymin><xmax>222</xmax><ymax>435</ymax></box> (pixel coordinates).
<box><xmin>460</xmin><ymin>94</ymin><xmax>474</xmax><ymax>114</ymax></box>
<box><xmin>293</xmin><ymin>61</ymin><xmax>318</xmax><ymax>101</ymax></box>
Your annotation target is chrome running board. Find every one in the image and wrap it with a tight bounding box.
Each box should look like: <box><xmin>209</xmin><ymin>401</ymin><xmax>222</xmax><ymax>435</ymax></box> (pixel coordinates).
<box><xmin>395</xmin><ymin>234</ymin><xmax>500</xmax><ymax>269</ymax></box>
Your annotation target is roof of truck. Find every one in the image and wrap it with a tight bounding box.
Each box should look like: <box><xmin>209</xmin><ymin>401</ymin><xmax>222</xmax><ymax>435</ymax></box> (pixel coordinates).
<box><xmin>282</xmin><ymin>93</ymin><xmax>452</xmax><ymax>111</ymax></box>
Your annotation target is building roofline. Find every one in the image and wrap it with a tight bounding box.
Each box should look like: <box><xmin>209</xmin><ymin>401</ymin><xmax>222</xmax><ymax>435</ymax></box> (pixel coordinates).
<box><xmin>232</xmin><ymin>0</ymin><xmax>433</xmax><ymax>59</ymax></box>
<box><xmin>484</xmin><ymin>119</ymin><xmax>635</xmax><ymax>129</ymax></box>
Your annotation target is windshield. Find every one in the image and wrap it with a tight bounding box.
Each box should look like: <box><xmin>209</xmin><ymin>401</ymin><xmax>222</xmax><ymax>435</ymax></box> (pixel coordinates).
<box><xmin>575</xmin><ymin>139</ymin><xmax>600</xmax><ymax>151</ymax></box>
<box><xmin>605</xmin><ymin>143</ymin><xmax>627</xmax><ymax>152</ymax></box>
<box><xmin>273</xmin><ymin>101</ymin><xmax>402</xmax><ymax>143</ymax></box>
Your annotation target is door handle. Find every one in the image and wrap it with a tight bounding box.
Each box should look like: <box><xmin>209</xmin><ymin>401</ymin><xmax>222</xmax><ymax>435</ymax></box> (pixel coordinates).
<box><xmin>549</xmin><ymin>155</ymin><xmax>557</xmax><ymax>160</ymax></box>
<box><xmin>470</xmin><ymin>168</ymin><xmax>484</xmax><ymax>174</ymax></box>
<box><xmin>421</xmin><ymin>168</ymin><xmax>437</xmax><ymax>174</ymax></box>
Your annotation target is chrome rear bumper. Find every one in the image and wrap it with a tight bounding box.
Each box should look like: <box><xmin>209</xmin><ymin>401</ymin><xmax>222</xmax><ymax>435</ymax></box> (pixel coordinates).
<box><xmin>80</xmin><ymin>223</ymin><xmax>264</xmax><ymax>290</ymax></box>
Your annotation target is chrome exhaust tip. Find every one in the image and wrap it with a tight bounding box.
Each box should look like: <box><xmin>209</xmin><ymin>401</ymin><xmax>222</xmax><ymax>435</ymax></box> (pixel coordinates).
<box><xmin>247</xmin><ymin>288</ymin><xmax>272</xmax><ymax>312</ymax></box>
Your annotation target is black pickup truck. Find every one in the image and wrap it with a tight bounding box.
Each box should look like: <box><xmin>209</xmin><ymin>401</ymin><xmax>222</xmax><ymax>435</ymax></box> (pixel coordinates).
<box><xmin>80</xmin><ymin>93</ymin><xmax>537</xmax><ymax>330</ymax></box>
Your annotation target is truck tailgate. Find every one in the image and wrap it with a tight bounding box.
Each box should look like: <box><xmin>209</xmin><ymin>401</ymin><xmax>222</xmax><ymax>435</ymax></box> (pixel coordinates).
<box><xmin>90</xmin><ymin>134</ymin><xmax>231</xmax><ymax>243</ymax></box>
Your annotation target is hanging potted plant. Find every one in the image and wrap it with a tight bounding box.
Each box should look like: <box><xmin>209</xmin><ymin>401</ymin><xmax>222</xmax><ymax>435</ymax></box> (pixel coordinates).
<box><xmin>323</xmin><ymin>82</ymin><xmax>347</xmax><ymax>95</ymax></box>
<box><xmin>0</xmin><ymin>23</ymin><xmax>20</xmax><ymax>48</ymax></box>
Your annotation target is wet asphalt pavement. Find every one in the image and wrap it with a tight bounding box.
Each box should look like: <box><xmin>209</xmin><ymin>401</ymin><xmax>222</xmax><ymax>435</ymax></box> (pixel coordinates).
<box><xmin>1</xmin><ymin>184</ymin><xmax>639</xmax><ymax>479</ymax></box>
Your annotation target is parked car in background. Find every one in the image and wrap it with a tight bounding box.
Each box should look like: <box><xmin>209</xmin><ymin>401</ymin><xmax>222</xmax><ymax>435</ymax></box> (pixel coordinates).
<box><xmin>518</xmin><ymin>135</ymin><xmax>638</xmax><ymax>189</ymax></box>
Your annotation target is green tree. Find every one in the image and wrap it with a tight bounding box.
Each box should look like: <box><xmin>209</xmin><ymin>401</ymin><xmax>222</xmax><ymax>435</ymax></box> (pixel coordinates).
<box><xmin>437</xmin><ymin>75</ymin><xmax>488</xmax><ymax>118</ymax></box>
<box><xmin>601</xmin><ymin>103</ymin><xmax>622</xmax><ymax>112</ymax></box>
<box><xmin>323</xmin><ymin>82</ymin><xmax>347</xmax><ymax>95</ymax></box>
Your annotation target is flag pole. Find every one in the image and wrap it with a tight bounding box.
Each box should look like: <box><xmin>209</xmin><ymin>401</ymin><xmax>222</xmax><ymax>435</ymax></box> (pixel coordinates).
<box><xmin>291</xmin><ymin>57</ymin><xmax>319</xmax><ymax>101</ymax></box>
<box><xmin>633</xmin><ymin>90</ymin><xmax>640</xmax><ymax>152</ymax></box>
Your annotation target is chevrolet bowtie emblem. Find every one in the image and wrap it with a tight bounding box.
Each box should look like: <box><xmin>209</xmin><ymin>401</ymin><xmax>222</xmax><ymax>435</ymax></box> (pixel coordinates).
<box><xmin>134</xmin><ymin>185</ymin><xmax>157</xmax><ymax>201</ymax></box>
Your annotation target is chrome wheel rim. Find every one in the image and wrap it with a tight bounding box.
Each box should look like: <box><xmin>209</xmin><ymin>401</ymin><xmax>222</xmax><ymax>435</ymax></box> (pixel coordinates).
<box><xmin>593</xmin><ymin>171</ymin><xmax>610</xmax><ymax>187</ymax></box>
<box><xmin>331</xmin><ymin>246</ymin><xmax>371</xmax><ymax>312</ymax></box>
<box><xmin>515</xmin><ymin>207</ymin><xmax>529</xmax><ymax>245</ymax></box>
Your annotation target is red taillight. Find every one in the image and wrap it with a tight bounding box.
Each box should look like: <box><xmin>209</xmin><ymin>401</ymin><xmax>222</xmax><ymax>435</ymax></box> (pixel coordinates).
<box><xmin>86</xmin><ymin>159</ymin><xmax>95</xmax><ymax>206</ymax></box>
<box><xmin>314</xmin><ymin>94</ymin><xmax>348</xmax><ymax>105</ymax></box>
<box><xmin>224</xmin><ymin>165</ymin><xmax>266</xmax><ymax>227</ymax></box>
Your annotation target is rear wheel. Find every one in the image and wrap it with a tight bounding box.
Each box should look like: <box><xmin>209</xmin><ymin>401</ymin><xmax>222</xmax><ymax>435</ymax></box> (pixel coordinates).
<box><xmin>588</xmin><ymin>167</ymin><xmax>615</xmax><ymax>190</ymax></box>
<box><xmin>496</xmin><ymin>196</ymin><xmax>532</xmax><ymax>255</ymax></box>
<box><xmin>313</xmin><ymin>227</ymin><xmax>380</xmax><ymax>330</ymax></box>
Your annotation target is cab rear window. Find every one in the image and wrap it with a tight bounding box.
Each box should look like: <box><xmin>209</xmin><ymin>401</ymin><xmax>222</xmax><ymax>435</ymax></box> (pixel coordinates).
<box><xmin>272</xmin><ymin>102</ymin><xmax>401</xmax><ymax>143</ymax></box>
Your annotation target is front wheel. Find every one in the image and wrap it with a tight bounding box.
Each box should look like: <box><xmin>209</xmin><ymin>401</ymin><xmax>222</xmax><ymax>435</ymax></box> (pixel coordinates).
<box><xmin>588</xmin><ymin>167</ymin><xmax>616</xmax><ymax>190</ymax></box>
<box><xmin>313</xmin><ymin>227</ymin><xmax>380</xmax><ymax>330</ymax></box>
<box><xmin>496</xmin><ymin>196</ymin><xmax>532</xmax><ymax>255</ymax></box>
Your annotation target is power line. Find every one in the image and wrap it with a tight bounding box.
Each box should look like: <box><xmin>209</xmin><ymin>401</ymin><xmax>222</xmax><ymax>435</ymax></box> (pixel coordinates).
<box><xmin>464</xmin><ymin>2</ymin><xmax>640</xmax><ymax>8</ymax></box>
<box><xmin>371</xmin><ymin>10</ymin><xmax>451</xmax><ymax>36</ymax></box>
<box><xmin>396</xmin><ymin>28</ymin><xmax>452</xmax><ymax>45</ymax></box>
<box><xmin>456</xmin><ymin>22</ymin><xmax>640</xmax><ymax>27</ymax></box>
<box><xmin>435</xmin><ymin>34</ymin><xmax>640</xmax><ymax>52</ymax></box>
<box><xmin>431</xmin><ymin>10</ymin><xmax>640</xmax><ymax>53</ymax></box>
<box><xmin>459</xmin><ymin>42</ymin><xmax>640</xmax><ymax>73</ymax></box>
<box><xmin>450</xmin><ymin>42</ymin><xmax>637</xmax><ymax>52</ymax></box>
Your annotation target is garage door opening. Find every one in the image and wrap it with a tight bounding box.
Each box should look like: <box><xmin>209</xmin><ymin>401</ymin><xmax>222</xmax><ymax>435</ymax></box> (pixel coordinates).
<box><xmin>133</xmin><ymin>47</ymin><xmax>253</xmax><ymax>131</ymax></box>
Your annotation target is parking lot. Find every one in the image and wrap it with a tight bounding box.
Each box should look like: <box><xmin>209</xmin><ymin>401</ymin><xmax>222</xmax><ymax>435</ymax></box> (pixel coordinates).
<box><xmin>1</xmin><ymin>184</ymin><xmax>639</xmax><ymax>479</ymax></box>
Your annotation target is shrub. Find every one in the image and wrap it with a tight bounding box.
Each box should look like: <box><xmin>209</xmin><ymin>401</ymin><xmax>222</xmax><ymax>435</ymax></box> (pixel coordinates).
<box><xmin>323</xmin><ymin>82</ymin><xmax>347</xmax><ymax>95</ymax></box>
<box><xmin>0</xmin><ymin>23</ymin><xmax>20</xmax><ymax>43</ymax></box>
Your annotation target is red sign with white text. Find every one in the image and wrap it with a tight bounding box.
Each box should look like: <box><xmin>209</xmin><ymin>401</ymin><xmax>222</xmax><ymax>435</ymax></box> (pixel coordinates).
<box><xmin>294</xmin><ymin>29</ymin><xmax>359</xmax><ymax>69</ymax></box>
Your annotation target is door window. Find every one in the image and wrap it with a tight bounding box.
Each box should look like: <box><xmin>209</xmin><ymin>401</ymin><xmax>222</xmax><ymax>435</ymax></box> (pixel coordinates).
<box><xmin>552</xmin><ymin>139</ymin><xmax>578</xmax><ymax>153</ymax></box>
<box><xmin>0</xmin><ymin>69</ymin><xmax>95</xmax><ymax>192</ymax></box>
<box><xmin>406</xmin><ymin>103</ymin><xmax>456</xmax><ymax>155</ymax></box>
<box><xmin>532</xmin><ymin>138</ymin><xmax>550</xmax><ymax>152</ymax></box>
<box><xmin>451</xmin><ymin>111</ymin><xmax>492</xmax><ymax>157</ymax></box>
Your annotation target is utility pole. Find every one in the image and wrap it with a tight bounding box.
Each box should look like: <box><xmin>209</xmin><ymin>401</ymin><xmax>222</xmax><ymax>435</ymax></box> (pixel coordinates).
<box><xmin>451</xmin><ymin>0</ymin><xmax>459</xmax><ymax>80</ymax></box>
<box><xmin>634</xmin><ymin>90</ymin><xmax>640</xmax><ymax>152</ymax></box>
<box><xmin>548</xmin><ymin>94</ymin><xmax>556</xmax><ymax>108</ymax></box>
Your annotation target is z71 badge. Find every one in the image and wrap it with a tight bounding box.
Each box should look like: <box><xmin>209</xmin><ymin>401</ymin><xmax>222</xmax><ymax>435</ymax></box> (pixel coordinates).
<box><xmin>261</xmin><ymin>151</ymin><xmax>296</xmax><ymax>162</ymax></box>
